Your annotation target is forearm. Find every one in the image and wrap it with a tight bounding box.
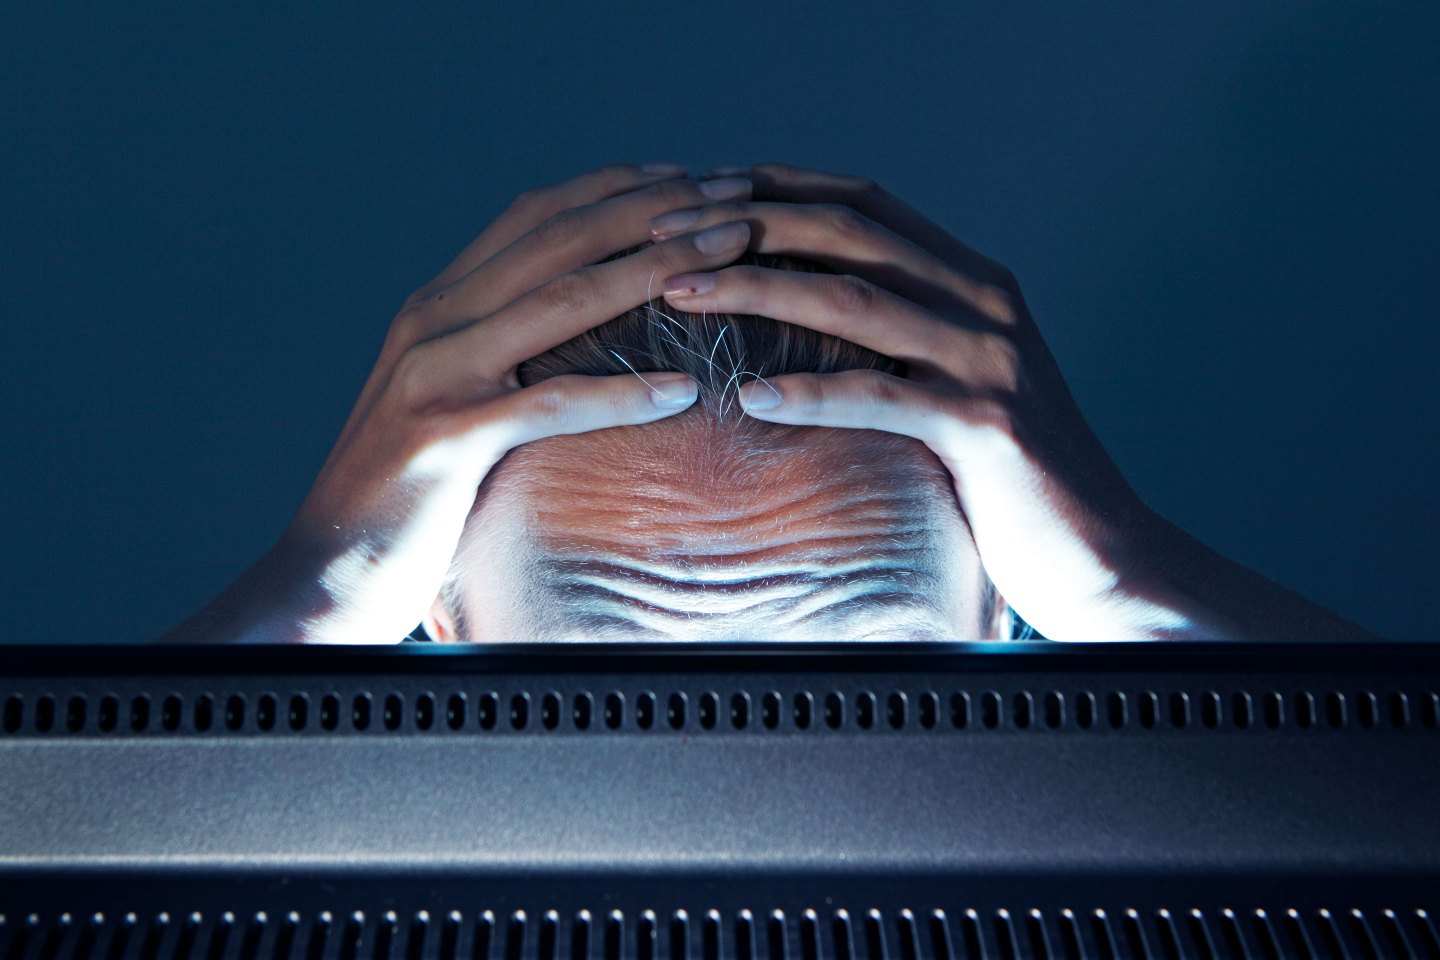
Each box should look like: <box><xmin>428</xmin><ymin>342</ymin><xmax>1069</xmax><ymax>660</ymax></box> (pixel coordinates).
<box><xmin>1112</xmin><ymin>510</ymin><xmax>1385</xmax><ymax>642</ymax></box>
<box><xmin>153</xmin><ymin>539</ymin><xmax>332</xmax><ymax>644</ymax></box>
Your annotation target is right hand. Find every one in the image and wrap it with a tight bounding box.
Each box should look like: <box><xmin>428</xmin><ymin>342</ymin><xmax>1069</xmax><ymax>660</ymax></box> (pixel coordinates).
<box><xmin>273</xmin><ymin>164</ymin><xmax>756</xmax><ymax>644</ymax></box>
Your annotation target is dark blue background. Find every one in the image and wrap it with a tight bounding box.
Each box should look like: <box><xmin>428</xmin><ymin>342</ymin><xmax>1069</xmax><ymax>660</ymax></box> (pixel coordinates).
<box><xmin>3</xmin><ymin>2</ymin><xmax>1436</xmax><ymax>644</ymax></box>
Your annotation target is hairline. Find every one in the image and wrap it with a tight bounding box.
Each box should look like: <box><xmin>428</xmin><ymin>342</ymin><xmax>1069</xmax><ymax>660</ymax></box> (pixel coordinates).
<box><xmin>443</xmin><ymin>418</ymin><xmax>988</xmax><ymax>641</ymax></box>
<box><xmin>432</xmin><ymin>243</ymin><xmax>1012</xmax><ymax>642</ymax></box>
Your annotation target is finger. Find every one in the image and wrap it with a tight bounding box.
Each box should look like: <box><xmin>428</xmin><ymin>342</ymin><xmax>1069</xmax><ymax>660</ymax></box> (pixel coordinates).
<box><xmin>409</xmin><ymin>176</ymin><xmax>753</xmax><ymax>332</ymax></box>
<box><xmin>407</xmin><ymin>162</ymin><xmax>692</xmax><ymax>303</ymax></box>
<box><xmin>659</xmin><ymin>264</ymin><xmax>1019</xmax><ymax>391</ymax></box>
<box><xmin>648</xmin><ymin>199</ymin><xmax>1016</xmax><ymax>323</ymax></box>
<box><xmin>733</xmin><ymin>368</ymin><xmax>1002</xmax><ymax>451</ymax></box>
<box><xmin>335</xmin><ymin>172</ymin><xmax>734</xmax><ymax>467</ymax></box>
<box><xmin>440</xmin><ymin>220</ymin><xmax>754</xmax><ymax>380</ymax></box>
<box><xmin>484</xmin><ymin>372</ymin><xmax>700</xmax><ymax>452</ymax></box>
<box><xmin>699</xmin><ymin>162</ymin><xmax>1014</xmax><ymax>289</ymax></box>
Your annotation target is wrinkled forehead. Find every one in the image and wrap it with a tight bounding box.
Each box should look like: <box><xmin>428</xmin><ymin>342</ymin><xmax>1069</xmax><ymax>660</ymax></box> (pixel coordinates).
<box><xmin>453</xmin><ymin>421</ymin><xmax>985</xmax><ymax>641</ymax></box>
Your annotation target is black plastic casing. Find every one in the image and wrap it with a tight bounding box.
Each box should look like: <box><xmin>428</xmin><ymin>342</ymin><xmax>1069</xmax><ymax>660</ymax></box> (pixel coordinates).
<box><xmin>2</xmin><ymin>641</ymin><xmax>1439</xmax><ymax>959</ymax></box>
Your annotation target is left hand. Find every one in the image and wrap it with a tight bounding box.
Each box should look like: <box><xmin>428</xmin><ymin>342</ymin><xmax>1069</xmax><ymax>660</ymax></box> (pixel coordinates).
<box><xmin>649</xmin><ymin>162</ymin><xmax>1201</xmax><ymax>641</ymax></box>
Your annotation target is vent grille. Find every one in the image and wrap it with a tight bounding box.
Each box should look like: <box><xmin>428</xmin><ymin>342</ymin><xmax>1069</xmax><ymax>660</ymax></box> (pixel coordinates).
<box><xmin>2</xmin><ymin>686</ymin><xmax>1438</xmax><ymax>737</ymax></box>
<box><xmin>1</xmin><ymin>905</ymin><xmax>1437</xmax><ymax>960</ymax></box>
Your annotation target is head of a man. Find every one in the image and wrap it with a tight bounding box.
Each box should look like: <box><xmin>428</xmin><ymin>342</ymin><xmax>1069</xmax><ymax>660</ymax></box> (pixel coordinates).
<box><xmin>422</xmin><ymin>247</ymin><xmax>1013</xmax><ymax>643</ymax></box>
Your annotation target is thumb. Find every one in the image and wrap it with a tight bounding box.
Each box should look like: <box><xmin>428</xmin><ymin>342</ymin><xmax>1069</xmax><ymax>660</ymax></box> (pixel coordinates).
<box><xmin>735</xmin><ymin>369</ymin><xmax>965</xmax><ymax>447</ymax></box>
<box><xmin>492</xmin><ymin>372</ymin><xmax>700</xmax><ymax>450</ymax></box>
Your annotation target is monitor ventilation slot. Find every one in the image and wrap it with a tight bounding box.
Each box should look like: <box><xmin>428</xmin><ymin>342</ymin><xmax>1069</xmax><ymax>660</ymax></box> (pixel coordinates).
<box><xmin>2</xmin><ymin>906</ymin><xmax>1438</xmax><ymax>960</ymax></box>
<box><xmin>2</xmin><ymin>687</ymin><xmax>1438</xmax><ymax>738</ymax></box>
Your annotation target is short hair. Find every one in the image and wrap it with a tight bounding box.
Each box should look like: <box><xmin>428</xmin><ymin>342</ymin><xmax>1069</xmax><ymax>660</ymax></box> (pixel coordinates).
<box><xmin>436</xmin><ymin>244</ymin><xmax>1037</xmax><ymax>642</ymax></box>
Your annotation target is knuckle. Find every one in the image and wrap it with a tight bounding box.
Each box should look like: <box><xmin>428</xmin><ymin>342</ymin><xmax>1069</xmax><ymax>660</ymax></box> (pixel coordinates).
<box><xmin>538</xmin><ymin>269</ymin><xmax>595</xmax><ymax>316</ymax></box>
<box><xmin>813</xmin><ymin>369</ymin><xmax>899</xmax><ymax>419</ymax></box>
<box><xmin>827</xmin><ymin>273</ymin><xmax>878</xmax><ymax>315</ymax></box>
<box><xmin>711</xmin><ymin>263</ymin><xmax>761</xmax><ymax>303</ymax></box>
<box><xmin>858</xmin><ymin>369</ymin><xmax>905</xmax><ymax>408</ymax></box>
<box><xmin>760</xmin><ymin>371</ymin><xmax>815</xmax><ymax>413</ymax></box>
<box><xmin>652</xmin><ymin>231</ymin><xmax>700</xmax><ymax>272</ymax></box>
<box><xmin>848</xmin><ymin>174</ymin><xmax>881</xmax><ymax>197</ymax></box>
<box><xmin>507</xmin><ymin>187</ymin><xmax>543</xmax><ymax>216</ymax></box>
<box><xmin>702</xmin><ymin>199</ymin><xmax>749</xmax><ymax>221</ymax></box>
<box><xmin>823</xmin><ymin>202</ymin><xmax>872</xmax><ymax>239</ymax></box>
<box><xmin>529</xmin><ymin>206</ymin><xmax>585</xmax><ymax>249</ymax></box>
<box><xmin>976</xmin><ymin>333</ymin><xmax>1022</xmax><ymax>392</ymax></box>
<box><xmin>983</xmin><ymin>286</ymin><xmax>1021</xmax><ymax>326</ymax></box>
<box><xmin>529</xmin><ymin>379</ymin><xmax>576</xmax><ymax>423</ymax></box>
<box><xmin>388</xmin><ymin>342</ymin><xmax>439</xmax><ymax>411</ymax></box>
<box><xmin>390</xmin><ymin>298</ymin><xmax>435</xmax><ymax>343</ymax></box>
<box><xmin>972</xmin><ymin>256</ymin><xmax>1023</xmax><ymax>301</ymax></box>
<box><xmin>651</xmin><ymin>177</ymin><xmax>695</xmax><ymax>207</ymax></box>
<box><xmin>956</xmin><ymin>395</ymin><xmax>1019</xmax><ymax>443</ymax></box>
<box><xmin>751</xmin><ymin>161</ymin><xmax>792</xmax><ymax>179</ymax></box>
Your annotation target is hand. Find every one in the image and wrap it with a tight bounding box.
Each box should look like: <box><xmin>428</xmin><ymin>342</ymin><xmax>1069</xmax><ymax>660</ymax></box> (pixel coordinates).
<box><xmin>162</xmin><ymin>164</ymin><xmax>757</xmax><ymax>644</ymax></box>
<box><xmin>649</xmin><ymin>162</ymin><xmax>1211</xmax><ymax>641</ymax></box>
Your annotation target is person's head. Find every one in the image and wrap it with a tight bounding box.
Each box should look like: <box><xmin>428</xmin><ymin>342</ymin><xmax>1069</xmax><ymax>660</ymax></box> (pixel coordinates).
<box><xmin>422</xmin><ymin>246</ymin><xmax>1018</xmax><ymax>643</ymax></box>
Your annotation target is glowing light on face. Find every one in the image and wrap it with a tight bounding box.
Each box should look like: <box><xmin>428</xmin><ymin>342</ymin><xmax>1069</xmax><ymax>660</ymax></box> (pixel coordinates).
<box><xmin>424</xmin><ymin>251</ymin><xmax>1010</xmax><ymax>644</ymax></box>
<box><xmin>437</xmin><ymin>420</ymin><xmax>999</xmax><ymax>643</ymax></box>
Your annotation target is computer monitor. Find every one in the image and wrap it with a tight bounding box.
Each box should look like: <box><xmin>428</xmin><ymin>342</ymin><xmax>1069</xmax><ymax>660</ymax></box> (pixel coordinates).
<box><xmin>2</xmin><ymin>641</ymin><xmax>1438</xmax><ymax>960</ymax></box>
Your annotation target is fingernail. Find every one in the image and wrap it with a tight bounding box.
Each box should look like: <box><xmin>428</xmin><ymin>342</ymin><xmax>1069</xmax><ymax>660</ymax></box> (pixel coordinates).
<box><xmin>648</xmin><ymin>208</ymin><xmax>700</xmax><ymax>236</ymax></box>
<box><xmin>738</xmin><ymin>382</ymin><xmax>782</xmax><ymax>410</ymax></box>
<box><xmin>640</xmin><ymin>162</ymin><xmax>689</xmax><ymax>175</ymax></box>
<box><xmin>698</xmin><ymin>177</ymin><xmax>751</xmax><ymax>201</ymax></box>
<box><xmin>702</xmin><ymin>165</ymin><xmax>749</xmax><ymax>179</ymax></box>
<box><xmin>693</xmin><ymin>221</ymin><xmax>749</xmax><ymax>254</ymax></box>
<box><xmin>663</xmin><ymin>272</ymin><xmax>717</xmax><ymax>298</ymax></box>
<box><xmin>648</xmin><ymin>374</ymin><xmax>699</xmax><ymax>407</ymax></box>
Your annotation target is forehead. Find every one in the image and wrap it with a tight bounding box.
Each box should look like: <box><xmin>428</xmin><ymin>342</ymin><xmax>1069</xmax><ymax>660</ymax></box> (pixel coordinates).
<box><xmin>451</xmin><ymin>421</ymin><xmax>983</xmax><ymax>641</ymax></box>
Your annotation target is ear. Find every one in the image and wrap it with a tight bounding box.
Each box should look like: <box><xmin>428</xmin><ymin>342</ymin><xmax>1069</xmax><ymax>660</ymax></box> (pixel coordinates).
<box><xmin>422</xmin><ymin>594</ymin><xmax>461</xmax><ymax>643</ymax></box>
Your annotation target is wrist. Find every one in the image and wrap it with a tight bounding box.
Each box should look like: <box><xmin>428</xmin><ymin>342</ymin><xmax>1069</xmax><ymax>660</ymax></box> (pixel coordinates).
<box><xmin>1101</xmin><ymin>509</ymin><xmax>1245</xmax><ymax>641</ymax></box>
<box><xmin>155</xmin><ymin>536</ymin><xmax>341</xmax><ymax>645</ymax></box>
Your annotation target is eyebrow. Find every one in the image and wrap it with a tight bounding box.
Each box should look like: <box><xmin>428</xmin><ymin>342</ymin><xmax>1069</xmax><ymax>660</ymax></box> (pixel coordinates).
<box><xmin>531</xmin><ymin>560</ymin><xmax>955</xmax><ymax>641</ymax></box>
<box><xmin>794</xmin><ymin>591</ymin><xmax>953</xmax><ymax>633</ymax></box>
<box><xmin>546</xmin><ymin>608</ymin><xmax>956</xmax><ymax>642</ymax></box>
<box><xmin>543</xmin><ymin>554</ymin><xmax>942</xmax><ymax>608</ymax></box>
